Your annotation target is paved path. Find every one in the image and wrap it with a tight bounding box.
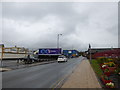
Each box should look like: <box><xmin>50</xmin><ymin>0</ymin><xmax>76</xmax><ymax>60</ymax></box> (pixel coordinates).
<box><xmin>62</xmin><ymin>59</ymin><xmax>101</xmax><ymax>88</ymax></box>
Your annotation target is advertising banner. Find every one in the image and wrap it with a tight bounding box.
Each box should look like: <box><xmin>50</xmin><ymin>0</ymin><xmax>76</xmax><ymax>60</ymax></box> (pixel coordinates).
<box><xmin>39</xmin><ymin>48</ymin><xmax>61</xmax><ymax>55</ymax></box>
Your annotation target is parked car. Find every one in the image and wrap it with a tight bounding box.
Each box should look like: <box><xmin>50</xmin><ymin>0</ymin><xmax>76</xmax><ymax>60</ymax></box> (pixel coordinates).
<box><xmin>57</xmin><ymin>55</ymin><xmax>67</xmax><ymax>63</ymax></box>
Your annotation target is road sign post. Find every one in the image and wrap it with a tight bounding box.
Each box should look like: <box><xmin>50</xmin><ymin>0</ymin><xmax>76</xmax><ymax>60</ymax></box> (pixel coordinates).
<box><xmin>89</xmin><ymin>44</ymin><xmax>92</xmax><ymax>64</ymax></box>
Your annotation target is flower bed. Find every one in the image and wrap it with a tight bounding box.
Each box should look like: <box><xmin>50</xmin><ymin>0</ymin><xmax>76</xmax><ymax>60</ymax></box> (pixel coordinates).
<box><xmin>107</xmin><ymin>67</ymin><xmax>116</xmax><ymax>73</ymax></box>
<box><xmin>104</xmin><ymin>72</ymin><xmax>110</xmax><ymax>77</ymax></box>
<box><xmin>106</xmin><ymin>82</ymin><xmax>115</xmax><ymax>88</ymax></box>
<box><xmin>100</xmin><ymin>64</ymin><xmax>108</xmax><ymax>70</ymax></box>
<box><xmin>101</xmin><ymin>77</ymin><xmax>112</xmax><ymax>84</ymax></box>
<box><xmin>96</xmin><ymin>57</ymin><xmax>118</xmax><ymax>88</ymax></box>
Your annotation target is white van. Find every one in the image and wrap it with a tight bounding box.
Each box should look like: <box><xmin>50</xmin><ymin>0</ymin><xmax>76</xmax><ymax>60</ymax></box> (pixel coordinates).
<box><xmin>57</xmin><ymin>55</ymin><xmax>67</xmax><ymax>62</ymax></box>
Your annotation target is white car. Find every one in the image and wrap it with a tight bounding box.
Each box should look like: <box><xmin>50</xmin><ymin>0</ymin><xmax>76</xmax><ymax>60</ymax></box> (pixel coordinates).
<box><xmin>57</xmin><ymin>56</ymin><xmax>67</xmax><ymax>62</ymax></box>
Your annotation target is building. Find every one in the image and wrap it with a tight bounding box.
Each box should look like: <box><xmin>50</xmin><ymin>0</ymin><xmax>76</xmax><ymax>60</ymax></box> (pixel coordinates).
<box><xmin>63</xmin><ymin>50</ymin><xmax>79</xmax><ymax>58</ymax></box>
<box><xmin>86</xmin><ymin>48</ymin><xmax>120</xmax><ymax>59</ymax></box>
<box><xmin>93</xmin><ymin>49</ymin><xmax>120</xmax><ymax>58</ymax></box>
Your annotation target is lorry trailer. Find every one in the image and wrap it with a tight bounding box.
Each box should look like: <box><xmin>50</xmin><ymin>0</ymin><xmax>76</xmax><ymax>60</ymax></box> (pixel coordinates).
<box><xmin>34</xmin><ymin>48</ymin><xmax>62</xmax><ymax>60</ymax></box>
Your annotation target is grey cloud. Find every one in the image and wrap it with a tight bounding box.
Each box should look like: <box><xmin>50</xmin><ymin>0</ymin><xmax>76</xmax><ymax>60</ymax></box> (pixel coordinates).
<box><xmin>2</xmin><ymin>2</ymin><xmax>118</xmax><ymax>51</ymax></box>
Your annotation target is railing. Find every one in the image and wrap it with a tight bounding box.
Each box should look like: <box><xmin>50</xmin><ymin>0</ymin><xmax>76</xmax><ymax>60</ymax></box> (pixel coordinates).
<box><xmin>0</xmin><ymin>46</ymin><xmax>29</xmax><ymax>59</ymax></box>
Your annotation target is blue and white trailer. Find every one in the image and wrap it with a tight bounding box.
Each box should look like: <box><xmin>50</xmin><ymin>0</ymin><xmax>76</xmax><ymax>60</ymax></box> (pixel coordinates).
<box><xmin>34</xmin><ymin>48</ymin><xmax>62</xmax><ymax>60</ymax></box>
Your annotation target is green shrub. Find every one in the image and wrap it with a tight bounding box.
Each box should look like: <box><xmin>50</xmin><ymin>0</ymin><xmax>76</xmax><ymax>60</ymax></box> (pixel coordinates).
<box><xmin>104</xmin><ymin>69</ymin><xmax>109</xmax><ymax>72</ymax></box>
<box><xmin>97</xmin><ymin>57</ymin><xmax>108</xmax><ymax>64</ymax></box>
<box><xmin>107</xmin><ymin>62</ymin><xmax>116</xmax><ymax>67</ymax></box>
<box><xmin>115</xmin><ymin>67</ymin><xmax>120</xmax><ymax>74</ymax></box>
<box><xmin>108</xmin><ymin>58</ymin><xmax>113</xmax><ymax>62</ymax></box>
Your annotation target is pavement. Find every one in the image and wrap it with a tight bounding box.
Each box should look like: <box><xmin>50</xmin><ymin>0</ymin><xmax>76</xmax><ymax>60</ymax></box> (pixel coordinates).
<box><xmin>62</xmin><ymin>59</ymin><xmax>102</xmax><ymax>88</ymax></box>
<box><xmin>2</xmin><ymin>57</ymin><xmax>83</xmax><ymax>88</ymax></box>
<box><xmin>0</xmin><ymin>60</ymin><xmax>57</xmax><ymax>72</ymax></box>
<box><xmin>0</xmin><ymin>68</ymin><xmax>12</xmax><ymax>72</ymax></box>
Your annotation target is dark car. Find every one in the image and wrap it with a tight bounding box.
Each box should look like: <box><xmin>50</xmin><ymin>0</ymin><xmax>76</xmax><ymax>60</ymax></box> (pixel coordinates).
<box><xmin>23</xmin><ymin>55</ymin><xmax>39</xmax><ymax>64</ymax></box>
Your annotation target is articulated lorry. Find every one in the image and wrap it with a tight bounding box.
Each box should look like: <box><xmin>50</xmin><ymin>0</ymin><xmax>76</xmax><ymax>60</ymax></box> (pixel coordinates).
<box><xmin>34</xmin><ymin>48</ymin><xmax>62</xmax><ymax>61</ymax></box>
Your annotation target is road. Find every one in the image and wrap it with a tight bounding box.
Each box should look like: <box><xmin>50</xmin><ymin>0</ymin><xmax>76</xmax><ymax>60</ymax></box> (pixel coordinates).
<box><xmin>2</xmin><ymin>56</ymin><xmax>84</xmax><ymax>88</ymax></box>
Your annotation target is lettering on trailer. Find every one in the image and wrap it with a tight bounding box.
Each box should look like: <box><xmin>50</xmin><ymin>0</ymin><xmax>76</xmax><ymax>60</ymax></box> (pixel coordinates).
<box><xmin>40</xmin><ymin>49</ymin><xmax>49</xmax><ymax>54</ymax></box>
<box><xmin>39</xmin><ymin>49</ymin><xmax>61</xmax><ymax>54</ymax></box>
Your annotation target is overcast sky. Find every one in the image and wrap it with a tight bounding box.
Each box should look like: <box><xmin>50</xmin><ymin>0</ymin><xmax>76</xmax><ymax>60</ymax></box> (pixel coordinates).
<box><xmin>1</xmin><ymin>2</ymin><xmax>118</xmax><ymax>51</ymax></box>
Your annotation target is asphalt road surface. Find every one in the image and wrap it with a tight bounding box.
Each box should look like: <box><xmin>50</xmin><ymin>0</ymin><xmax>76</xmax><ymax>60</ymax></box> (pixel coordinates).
<box><xmin>2</xmin><ymin>56</ymin><xmax>84</xmax><ymax>88</ymax></box>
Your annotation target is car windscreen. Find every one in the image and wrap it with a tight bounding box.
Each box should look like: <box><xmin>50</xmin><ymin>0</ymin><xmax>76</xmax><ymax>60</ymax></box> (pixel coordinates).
<box><xmin>58</xmin><ymin>56</ymin><xmax>64</xmax><ymax>58</ymax></box>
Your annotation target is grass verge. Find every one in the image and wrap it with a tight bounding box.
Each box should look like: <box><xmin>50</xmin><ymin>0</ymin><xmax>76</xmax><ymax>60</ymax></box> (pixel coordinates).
<box><xmin>90</xmin><ymin>59</ymin><xmax>103</xmax><ymax>77</ymax></box>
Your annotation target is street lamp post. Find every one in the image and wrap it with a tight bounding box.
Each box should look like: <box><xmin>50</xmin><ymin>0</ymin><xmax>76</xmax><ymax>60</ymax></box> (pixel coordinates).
<box><xmin>57</xmin><ymin>34</ymin><xmax>62</xmax><ymax>48</ymax></box>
